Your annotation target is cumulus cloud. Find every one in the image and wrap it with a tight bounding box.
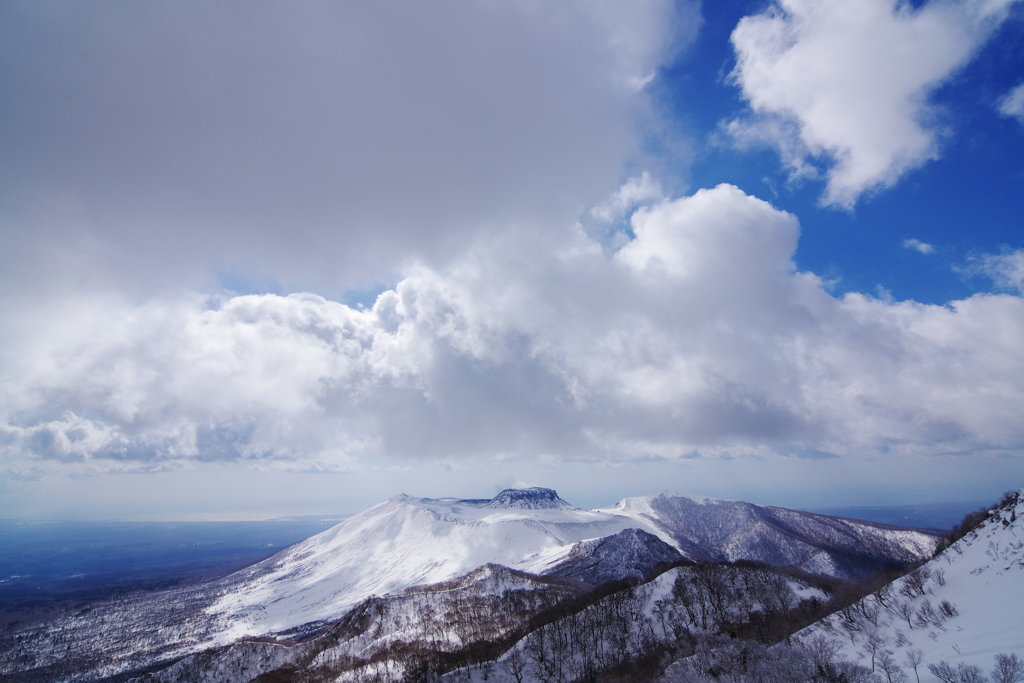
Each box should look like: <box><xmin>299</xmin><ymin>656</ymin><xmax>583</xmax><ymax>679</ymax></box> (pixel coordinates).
<box><xmin>998</xmin><ymin>82</ymin><xmax>1024</xmax><ymax>124</ymax></box>
<box><xmin>4</xmin><ymin>184</ymin><xmax>1024</xmax><ymax>477</ymax></box>
<box><xmin>727</xmin><ymin>0</ymin><xmax>1018</xmax><ymax>207</ymax></box>
<box><xmin>903</xmin><ymin>238</ymin><xmax>936</xmax><ymax>254</ymax></box>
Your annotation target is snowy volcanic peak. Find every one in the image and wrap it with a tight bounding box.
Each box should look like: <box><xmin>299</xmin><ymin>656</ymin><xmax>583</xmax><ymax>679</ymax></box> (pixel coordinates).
<box><xmin>486</xmin><ymin>487</ymin><xmax>576</xmax><ymax>509</ymax></box>
<box><xmin>205</xmin><ymin>488</ymin><xmax>607</xmax><ymax>637</ymax></box>
<box><xmin>394</xmin><ymin>487</ymin><xmax>577</xmax><ymax>512</ymax></box>
<box><xmin>204</xmin><ymin>487</ymin><xmax>939</xmax><ymax>639</ymax></box>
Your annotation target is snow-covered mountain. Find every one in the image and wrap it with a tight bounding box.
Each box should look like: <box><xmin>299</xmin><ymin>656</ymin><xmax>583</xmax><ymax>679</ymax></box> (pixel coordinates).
<box><xmin>0</xmin><ymin>487</ymin><xmax>944</xmax><ymax>683</ymax></box>
<box><xmin>112</xmin><ymin>491</ymin><xmax>1019</xmax><ymax>683</ymax></box>
<box><xmin>545</xmin><ymin>528</ymin><xmax>683</xmax><ymax>586</ymax></box>
<box><xmin>610</xmin><ymin>492</ymin><xmax>936</xmax><ymax>576</ymax></box>
<box><xmin>131</xmin><ymin>556</ymin><xmax>836</xmax><ymax>683</ymax></box>
<box><xmin>794</xmin><ymin>488</ymin><xmax>1024</xmax><ymax>676</ymax></box>
<box><xmin>207</xmin><ymin>488</ymin><xmax>937</xmax><ymax>639</ymax></box>
<box><xmin>134</xmin><ymin>564</ymin><xmax>588</xmax><ymax>683</ymax></box>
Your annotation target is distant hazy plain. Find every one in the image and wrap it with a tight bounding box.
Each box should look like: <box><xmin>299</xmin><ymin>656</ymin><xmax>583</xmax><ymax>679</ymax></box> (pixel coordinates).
<box><xmin>0</xmin><ymin>500</ymin><xmax>987</xmax><ymax>606</ymax></box>
<box><xmin>0</xmin><ymin>519</ymin><xmax>333</xmax><ymax>601</ymax></box>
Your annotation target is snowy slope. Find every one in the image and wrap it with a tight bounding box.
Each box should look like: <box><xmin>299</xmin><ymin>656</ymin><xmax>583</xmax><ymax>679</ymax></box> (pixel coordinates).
<box><xmin>796</xmin><ymin>489</ymin><xmax>1024</xmax><ymax>675</ymax></box>
<box><xmin>208</xmin><ymin>490</ymin><xmax>642</xmax><ymax>638</ymax></box>
<box><xmin>614</xmin><ymin>492</ymin><xmax>936</xmax><ymax>577</ymax></box>
<box><xmin>207</xmin><ymin>488</ymin><xmax>937</xmax><ymax>638</ymax></box>
<box><xmin>136</xmin><ymin>564</ymin><xmax>587</xmax><ymax>683</ymax></box>
<box><xmin>546</xmin><ymin>528</ymin><xmax>684</xmax><ymax>586</ymax></box>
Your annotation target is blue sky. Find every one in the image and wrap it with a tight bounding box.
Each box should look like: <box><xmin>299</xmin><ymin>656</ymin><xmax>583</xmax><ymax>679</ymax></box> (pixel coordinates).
<box><xmin>1</xmin><ymin>0</ymin><xmax>1023</xmax><ymax>519</ymax></box>
<box><xmin>666</xmin><ymin>0</ymin><xmax>1024</xmax><ymax>304</ymax></box>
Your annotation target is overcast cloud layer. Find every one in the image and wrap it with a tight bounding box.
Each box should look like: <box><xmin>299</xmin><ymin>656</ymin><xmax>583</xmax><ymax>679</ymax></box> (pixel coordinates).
<box><xmin>0</xmin><ymin>0</ymin><xmax>691</xmax><ymax>296</ymax></box>
<box><xmin>728</xmin><ymin>0</ymin><xmax>1019</xmax><ymax>207</ymax></box>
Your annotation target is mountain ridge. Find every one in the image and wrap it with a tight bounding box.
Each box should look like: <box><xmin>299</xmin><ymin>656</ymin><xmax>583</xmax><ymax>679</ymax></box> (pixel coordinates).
<box><xmin>0</xmin><ymin>487</ymin><xmax>951</xmax><ymax>683</ymax></box>
<box><xmin>205</xmin><ymin>488</ymin><xmax>938</xmax><ymax>639</ymax></box>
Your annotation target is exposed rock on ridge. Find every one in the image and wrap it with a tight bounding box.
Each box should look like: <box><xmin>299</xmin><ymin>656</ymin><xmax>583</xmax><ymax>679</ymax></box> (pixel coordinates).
<box><xmin>485</xmin><ymin>487</ymin><xmax>576</xmax><ymax>510</ymax></box>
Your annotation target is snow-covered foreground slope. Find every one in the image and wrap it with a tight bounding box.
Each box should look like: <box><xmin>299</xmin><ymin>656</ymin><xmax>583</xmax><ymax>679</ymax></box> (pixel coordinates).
<box><xmin>208</xmin><ymin>488</ymin><xmax>937</xmax><ymax>638</ymax></box>
<box><xmin>796</xmin><ymin>488</ymin><xmax>1024</xmax><ymax>676</ymax></box>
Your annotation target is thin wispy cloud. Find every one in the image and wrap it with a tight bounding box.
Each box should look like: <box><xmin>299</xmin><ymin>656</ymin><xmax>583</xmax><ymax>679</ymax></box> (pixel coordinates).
<box><xmin>998</xmin><ymin>82</ymin><xmax>1024</xmax><ymax>125</ymax></box>
<box><xmin>966</xmin><ymin>249</ymin><xmax>1024</xmax><ymax>294</ymax></box>
<box><xmin>904</xmin><ymin>239</ymin><xmax>936</xmax><ymax>255</ymax></box>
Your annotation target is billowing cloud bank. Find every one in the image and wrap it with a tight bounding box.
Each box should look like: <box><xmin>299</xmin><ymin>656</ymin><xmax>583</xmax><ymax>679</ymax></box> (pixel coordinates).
<box><xmin>728</xmin><ymin>0</ymin><xmax>1018</xmax><ymax>206</ymax></box>
<box><xmin>4</xmin><ymin>185</ymin><xmax>1023</xmax><ymax>476</ymax></box>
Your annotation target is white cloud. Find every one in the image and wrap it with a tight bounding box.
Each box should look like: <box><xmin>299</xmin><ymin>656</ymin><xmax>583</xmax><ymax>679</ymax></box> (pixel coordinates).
<box><xmin>903</xmin><ymin>238</ymin><xmax>936</xmax><ymax>254</ymax></box>
<box><xmin>728</xmin><ymin>0</ymin><xmax>1018</xmax><ymax>207</ymax></box>
<box><xmin>966</xmin><ymin>248</ymin><xmax>1024</xmax><ymax>293</ymax></box>
<box><xmin>4</xmin><ymin>185</ymin><xmax>1024</xmax><ymax>477</ymax></box>
<box><xmin>590</xmin><ymin>172</ymin><xmax>664</xmax><ymax>223</ymax></box>
<box><xmin>998</xmin><ymin>82</ymin><xmax>1024</xmax><ymax>124</ymax></box>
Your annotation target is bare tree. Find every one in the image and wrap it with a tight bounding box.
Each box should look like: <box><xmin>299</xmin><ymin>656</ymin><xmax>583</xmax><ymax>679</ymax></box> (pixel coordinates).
<box><xmin>503</xmin><ymin>645</ymin><xmax>526</xmax><ymax>683</ymax></box>
<box><xmin>800</xmin><ymin>633</ymin><xmax>841</xmax><ymax>670</ymax></box>
<box><xmin>992</xmin><ymin>653</ymin><xmax>1024</xmax><ymax>683</ymax></box>
<box><xmin>929</xmin><ymin>661</ymin><xmax>959</xmax><ymax>683</ymax></box>
<box><xmin>893</xmin><ymin>599</ymin><xmax>916</xmax><ymax>629</ymax></box>
<box><xmin>874</xmin><ymin>583</ymin><xmax>895</xmax><ymax>607</ymax></box>
<box><xmin>834</xmin><ymin>659</ymin><xmax>883</xmax><ymax>683</ymax></box>
<box><xmin>929</xmin><ymin>659</ymin><xmax>958</xmax><ymax>679</ymax></box>
<box><xmin>930</xmin><ymin>660</ymin><xmax>990</xmax><ymax>683</ymax></box>
<box><xmin>862</xmin><ymin>628</ymin><xmax>889</xmax><ymax>672</ymax></box>
<box><xmin>915</xmin><ymin>599</ymin><xmax>941</xmax><ymax>630</ymax></box>
<box><xmin>837</xmin><ymin>603</ymin><xmax>866</xmax><ymax>641</ymax></box>
<box><xmin>878</xmin><ymin>651</ymin><xmax>909</xmax><ymax>683</ymax></box>
<box><xmin>960</xmin><ymin>663</ymin><xmax>991</xmax><ymax>683</ymax></box>
<box><xmin>523</xmin><ymin>629</ymin><xmax>549</xmax><ymax>682</ymax></box>
<box><xmin>861</xmin><ymin>600</ymin><xmax>883</xmax><ymax>627</ymax></box>
<box><xmin>901</xmin><ymin>568</ymin><xmax>930</xmax><ymax>598</ymax></box>
<box><xmin>905</xmin><ymin>648</ymin><xmax>923</xmax><ymax>683</ymax></box>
